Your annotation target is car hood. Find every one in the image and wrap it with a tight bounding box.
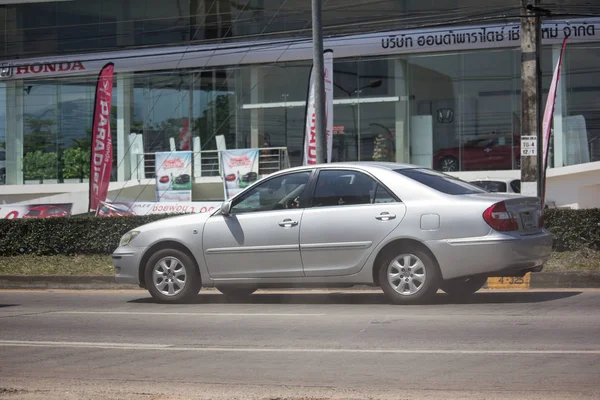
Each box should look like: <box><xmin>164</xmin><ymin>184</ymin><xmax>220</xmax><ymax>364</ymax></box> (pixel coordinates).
<box><xmin>135</xmin><ymin>212</ymin><xmax>214</xmax><ymax>233</ymax></box>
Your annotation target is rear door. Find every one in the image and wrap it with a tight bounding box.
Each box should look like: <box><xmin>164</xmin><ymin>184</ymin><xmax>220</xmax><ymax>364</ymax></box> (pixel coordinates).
<box><xmin>299</xmin><ymin>168</ymin><xmax>407</xmax><ymax>277</ymax></box>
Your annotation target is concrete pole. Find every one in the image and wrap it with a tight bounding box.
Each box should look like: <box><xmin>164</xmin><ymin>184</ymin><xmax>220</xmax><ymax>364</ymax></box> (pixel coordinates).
<box><xmin>520</xmin><ymin>0</ymin><xmax>542</xmax><ymax>197</ymax></box>
<box><xmin>312</xmin><ymin>0</ymin><xmax>326</xmax><ymax>164</ymax></box>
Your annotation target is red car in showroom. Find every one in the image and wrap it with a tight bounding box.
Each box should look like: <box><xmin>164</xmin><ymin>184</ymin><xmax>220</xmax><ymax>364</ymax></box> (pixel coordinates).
<box><xmin>433</xmin><ymin>134</ymin><xmax>520</xmax><ymax>172</ymax></box>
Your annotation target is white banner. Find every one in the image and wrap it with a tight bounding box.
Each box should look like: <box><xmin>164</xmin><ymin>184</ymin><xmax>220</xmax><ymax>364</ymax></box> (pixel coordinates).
<box><xmin>0</xmin><ymin>203</ymin><xmax>73</xmax><ymax>219</ymax></box>
<box><xmin>154</xmin><ymin>151</ymin><xmax>193</xmax><ymax>203</ymax></box>
<box><xmin>303</xmin><ymin>50</ymin><xmax>334</xmax><ymax>165</ymax></box>
<box><xmin>220</xmin><ymin>149</ymin><xmax>260</xmax><ymax>200</ymax></box>
<box><xmin>325</xmin><ymin>50</ymin><xmax>333</xmax><ymax>164</ymax></box>
<box><xmin>97</xmin><ymin>201</ymin><xmax>221</xmax><ymax>216</ymax></box>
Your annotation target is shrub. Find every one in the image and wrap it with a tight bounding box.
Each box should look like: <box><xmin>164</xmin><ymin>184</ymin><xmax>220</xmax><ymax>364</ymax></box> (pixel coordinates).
<box><xmin>543</xmin><ymin>208</ymin><xmax>600</xmax><ymax>251</ymax></box>
<box><xmin>0</xmin><ymin>214</ymin><xmax>174</xmax><ymax>256</ymax></box>
<box><xmin>0</xmin><ymin>209</ymin><xmax>598</xmax><ymax>257</ymax></box>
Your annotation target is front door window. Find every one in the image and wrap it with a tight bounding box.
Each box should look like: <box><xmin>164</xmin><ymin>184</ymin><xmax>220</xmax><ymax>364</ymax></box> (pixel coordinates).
<box><xmin>231</xmin><ymin>171</ymin><xmax>312</xmax><ymax>213</ymax></box>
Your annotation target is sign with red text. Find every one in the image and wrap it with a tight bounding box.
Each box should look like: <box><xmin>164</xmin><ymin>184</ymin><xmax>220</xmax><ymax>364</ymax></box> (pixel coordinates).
<box><xmin>542</xmin><ymin>38</ymin><xmax>568</xmax><ymax>206</ymax></box>
<box><xmin>154</xmin><ymin>151</ymin><xmax>193</xmax><ymax>202</ymax></box>
<box><xmin>88</xmin><ymin>62</ymin><xmax>114</xmax><ymax>214</ymax></box>
<box><xmin>220</xmin><ymin>149</ymin><xmax>259</xmax><ymax>200</ymax></box>
<box><xmin>97</xmin><ymin>201</ymin><xmax>220</xmax><ymax>217</ymax></box>
<box><xmin>303</xmin><ymin>49</ymin><xmax>333</xmax><ymax>165</ymax></box>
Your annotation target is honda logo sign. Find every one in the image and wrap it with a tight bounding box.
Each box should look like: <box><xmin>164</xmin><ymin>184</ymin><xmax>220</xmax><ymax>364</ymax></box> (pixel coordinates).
<box><xmin>437</xmin><ymin>108</ymin><xmax>454</xmax><ymax>123</ymax></box>
<box><xmin>0</xmin><ymin>63</ymin><xmax>13</xmax><ymax>78</ymax></box>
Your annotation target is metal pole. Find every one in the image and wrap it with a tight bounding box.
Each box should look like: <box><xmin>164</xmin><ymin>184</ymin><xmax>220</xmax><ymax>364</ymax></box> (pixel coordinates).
<box><xmin>520</xmin><ymin>0</ymin><xmax>541</xmax><ymax>197</ymax></box>
<box><xmin>312</xmin><ymin>0</ymin><xmax>326</xmax><ymax>164</ymax></box>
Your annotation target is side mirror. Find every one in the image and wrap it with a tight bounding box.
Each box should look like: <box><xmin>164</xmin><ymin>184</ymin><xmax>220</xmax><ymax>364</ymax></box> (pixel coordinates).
<box><xmin>221</xmin><ymin>201</ymin><xmax>232</xmax><ymax>216</ymax></box>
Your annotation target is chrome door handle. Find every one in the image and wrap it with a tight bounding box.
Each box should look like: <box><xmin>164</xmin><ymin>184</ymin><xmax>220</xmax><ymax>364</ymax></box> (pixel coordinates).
<box><xmin>375</xmin><ymin>212</ymin><xmax>396</xmax><ymax>221</ymax></box>
<box><xmin>278</xmin><ymin>219</ymin><xmax>298</xmax><ymax>228</ymax></box>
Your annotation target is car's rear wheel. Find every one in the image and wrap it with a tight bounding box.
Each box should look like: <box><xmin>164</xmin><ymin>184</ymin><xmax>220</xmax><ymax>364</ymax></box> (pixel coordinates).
<box><xmin>379</xmin><ymin>249</ymin><xmax>441</xmax><ymax>305</ymax></box>
<box><xmin>144</xmin><ymin>248</ymin><xmax>201</xmax><ymax>303</ymax></box>
<box><xmin>216</xmin><ymin>286</ymin><xmax>257</xmax><ymax>300</ymax></box>
<box><xmin>440</xmin><ymin>276</ymin><xmax>487</xmax><ymax>297</ymax></box>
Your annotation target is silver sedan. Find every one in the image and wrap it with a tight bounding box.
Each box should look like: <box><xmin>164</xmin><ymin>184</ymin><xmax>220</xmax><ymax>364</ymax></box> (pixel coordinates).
<box><xmin>113</xmin><ymin>162</ymin><xmax>552</xmax><ymax>304</ymax></box>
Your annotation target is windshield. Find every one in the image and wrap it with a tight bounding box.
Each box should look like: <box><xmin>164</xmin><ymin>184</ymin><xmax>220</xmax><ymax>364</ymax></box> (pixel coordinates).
<box><xmin>395</xmin><ymin>168</ymin><xmax>486</xmax><ymax>195</ymax></box>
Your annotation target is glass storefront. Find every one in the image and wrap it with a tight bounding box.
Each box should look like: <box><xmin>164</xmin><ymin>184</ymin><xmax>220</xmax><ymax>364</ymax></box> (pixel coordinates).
<box><xmin>2</xmin><ymin>41</ymin><xmax>600</xmax><ymax>186</ymax></box>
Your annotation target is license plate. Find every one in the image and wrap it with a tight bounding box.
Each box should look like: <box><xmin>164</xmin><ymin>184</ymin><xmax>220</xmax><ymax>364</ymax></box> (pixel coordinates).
<box><xmin>520</xmin><ymin>211</ymin><xmax>536</xmax><ymax>229</ymax></box>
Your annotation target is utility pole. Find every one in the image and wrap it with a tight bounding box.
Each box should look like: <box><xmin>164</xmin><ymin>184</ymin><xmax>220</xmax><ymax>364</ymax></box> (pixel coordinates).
<box><xmin>520</xmin><ymin>0</ymin><xmax>542</xmax><ymax>197</ymax></box>
<box><xmin>312</xmin><ymin>0</ymin><xmax>326</xmax><ymax>164</ymax></box>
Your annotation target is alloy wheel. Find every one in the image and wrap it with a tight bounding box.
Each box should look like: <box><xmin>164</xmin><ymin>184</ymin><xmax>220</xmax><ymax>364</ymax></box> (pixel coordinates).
<box><xmin>152</xmin><ymin>256</ymin><xmax>187</xmax><ymax>296</ymax></box>
<box><xmin>387</xmin><ymin>254</ymin><xmax>427</xmax><ymax>296</ymax></box>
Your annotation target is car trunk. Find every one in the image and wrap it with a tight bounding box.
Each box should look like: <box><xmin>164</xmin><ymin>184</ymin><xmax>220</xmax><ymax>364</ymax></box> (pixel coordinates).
<box><xmin>463</xmin><ymin>193</ymin><xmax>543</xmax><ymax>235</ymax></box>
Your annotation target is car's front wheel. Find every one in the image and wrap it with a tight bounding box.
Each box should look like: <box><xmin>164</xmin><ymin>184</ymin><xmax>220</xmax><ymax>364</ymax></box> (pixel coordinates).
<box><xmin>379</xmin><ymin>249</ymin><xmax>441</xmax><ymax>305</ymax></box>
<box><xmin>144</xmin><ymin>248</ymin><xmax>201</xmax><ymax>303</ymax></box>
<box><xmin>440</xmin><ymin>276</ymin><xmax>487</xmax><ymax>297</ymax></box>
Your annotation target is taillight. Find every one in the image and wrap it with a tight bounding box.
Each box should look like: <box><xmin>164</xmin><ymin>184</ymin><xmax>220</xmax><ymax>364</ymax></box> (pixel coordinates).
<box><xmin>483</xmin><ymin>202</ymin><xmax>518</xmax><ymax>232</ymax></box>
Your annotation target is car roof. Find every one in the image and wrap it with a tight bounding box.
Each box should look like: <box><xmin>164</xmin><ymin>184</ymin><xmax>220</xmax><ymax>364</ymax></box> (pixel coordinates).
<box><xmin>276</xmin><ymin>161</ymin><xmax>418</xmax><ymax>174</ymax></box>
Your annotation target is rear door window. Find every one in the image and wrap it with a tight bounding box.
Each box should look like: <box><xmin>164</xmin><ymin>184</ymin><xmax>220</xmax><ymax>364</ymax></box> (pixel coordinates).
<box><xmin>395</xmin><ymin>168</ymin><xmax>485</xmax><ymax>195</ymax></box>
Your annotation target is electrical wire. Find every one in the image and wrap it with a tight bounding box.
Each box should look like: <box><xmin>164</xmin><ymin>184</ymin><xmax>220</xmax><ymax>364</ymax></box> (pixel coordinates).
<box><xmin>1</xmin><ymin>4</ymin><xmax>526</xmax><ymax>59</ymax></box>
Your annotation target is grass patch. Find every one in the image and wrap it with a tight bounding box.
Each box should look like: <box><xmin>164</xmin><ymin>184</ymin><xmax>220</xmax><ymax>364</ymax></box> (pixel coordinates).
<box><xmin>0</xmin><ymin>250</ymin><xmax>599</xmax><ymax>276</ymax></box>
<box><xmin>544</xmin><ymin>248</ymin><xmax>600</xmax><ymax>272</ymax></box>
<box><xmin>0</xmin><ymin>254</ymin><xmax>113</xmax><ymax>276</ymax></box>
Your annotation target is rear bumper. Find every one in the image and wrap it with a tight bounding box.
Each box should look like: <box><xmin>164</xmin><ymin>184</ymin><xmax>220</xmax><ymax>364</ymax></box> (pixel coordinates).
<box><xmin>426</xmin><ymin>230</ymin><xmax>553</xmax><ymax>280</ymax></box>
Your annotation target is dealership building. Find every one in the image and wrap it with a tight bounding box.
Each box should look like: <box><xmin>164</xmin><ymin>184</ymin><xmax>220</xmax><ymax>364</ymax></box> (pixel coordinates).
<box><xmin>1</xmin><ymin>0</ymin><xmax>599</xmax><ymax>213</ymax></box>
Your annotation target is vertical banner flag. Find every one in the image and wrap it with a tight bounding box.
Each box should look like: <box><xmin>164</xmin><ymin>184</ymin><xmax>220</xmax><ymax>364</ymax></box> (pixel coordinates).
<box><xmin>541</xmin><ymin>38</ymin><xmax>568</xmax><ymax>205</ymax></box>
<box><xmin>303</xmin><ymin>49</ymin><xmax>334</xmax><ymax>165</ymax></box>
<box><xmin>220</xmin><ymin>149</ymin><xmax>259</xmax><ymax>200</ymax></box>
<box><xmin>179</xmin><ymin>118</ymin><xmax>191</xmax><ymax>150</ymax></box>
<box><xmin>155</xmin><ymin>151</ymin><xmax>193</xmax><ymax>202</ymax></box>
<box><xmin>89</xmin><ymin>62</ymin><xmax>115</xmax><ymax>214</ymax></box>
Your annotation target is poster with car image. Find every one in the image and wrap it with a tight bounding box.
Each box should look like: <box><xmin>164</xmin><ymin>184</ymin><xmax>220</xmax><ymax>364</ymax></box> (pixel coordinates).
<box><xmin>0</xmin><ymin>203</ymin><xmax>73</xmax><ymax>219</ymax></box>
<box><xmin>154</xmin><ymin>151</ymin><xmax>193</xmax><ymax>202</ymax></box>
<box><xmin>221</xmin><ymin>149</ymin><xmax>259</xmax><ymax>200</ymax></box>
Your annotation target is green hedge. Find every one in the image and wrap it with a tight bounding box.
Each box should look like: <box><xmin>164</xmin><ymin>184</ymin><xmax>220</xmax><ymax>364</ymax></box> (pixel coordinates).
<box><xmin>0</xmin><ymin>209</ymin><xmax>598</xmax><ymax>256</ymax></box>
<box><xmin>543</xmin><ymin>209</ymin><xmax>600</xmax><ymax>251</ymax></box>
<box><xmin>0</xmin><ymin>215</ymin><xmax>173</xmax><ymax>256</ymax></box>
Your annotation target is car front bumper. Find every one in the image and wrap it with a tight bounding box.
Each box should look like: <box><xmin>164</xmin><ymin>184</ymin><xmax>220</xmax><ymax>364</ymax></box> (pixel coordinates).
<box><xmin>427</xmin><ymin>230</ymin><xmax>553</xmax><ymax>280</ymax></box>
<box><xmin>112</xmin><ymin>246</ymin><xmax>147</xmax><ymax>286</ymax></box>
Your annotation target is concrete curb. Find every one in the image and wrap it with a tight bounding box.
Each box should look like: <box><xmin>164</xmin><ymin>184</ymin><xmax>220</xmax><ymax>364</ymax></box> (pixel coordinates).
<box><xmin>1</xmin><ymin>272</ymin><xmax>600</xmax><ymax>290</ymax></box>
<box><xmin>530</xmin><ymin>271</ymin><xmax>600</xmax><ymax>288</ymax></box>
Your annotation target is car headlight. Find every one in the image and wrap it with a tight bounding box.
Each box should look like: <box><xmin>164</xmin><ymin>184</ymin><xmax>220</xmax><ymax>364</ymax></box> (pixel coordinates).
<box><xmin>119</xmin><ymin>231</ymin><xmax>140</xmax><ymax>247</ymax></box>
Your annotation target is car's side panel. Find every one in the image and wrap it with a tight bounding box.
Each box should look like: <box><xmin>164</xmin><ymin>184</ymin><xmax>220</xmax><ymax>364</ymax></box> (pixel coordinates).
<box><xmin>299</xmin><ymin>203</ymin><xmax>407</xmax><ymax>276</ymax></box>
<box><xmin>202</xmin><ymin>210</ymin><xmax>305</xmax><ymax>279</ymax></box>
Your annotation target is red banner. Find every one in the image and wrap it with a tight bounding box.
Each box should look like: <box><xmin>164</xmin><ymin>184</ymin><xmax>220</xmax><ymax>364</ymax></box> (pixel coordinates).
<box><xmin>89</xmin><ymin>62</ymin><xmax>114</xmax><ymax>214</ymax></box>
<box><xmin>541</xmin><ymin>38</ymin><xmax>568</xmax><ymax>206</ymax></box>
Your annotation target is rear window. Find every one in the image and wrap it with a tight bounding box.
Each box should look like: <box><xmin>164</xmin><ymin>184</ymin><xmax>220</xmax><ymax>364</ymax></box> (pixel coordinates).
<box><xmin>394</xmin><ymin>168</ymin><xmax>485</xmax><ymax>195</ymax></box>
<box><xmin>469</xmin><ymin>180</ymin><xmax>508</xmax><ymax>193</ymax></box>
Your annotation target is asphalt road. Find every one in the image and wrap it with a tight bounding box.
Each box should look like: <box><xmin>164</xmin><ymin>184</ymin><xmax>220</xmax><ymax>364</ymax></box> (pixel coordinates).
<box><xmin>1</xmin><ymin>288</ymin><xmax>599</xmax><ymax>400</ymax></box>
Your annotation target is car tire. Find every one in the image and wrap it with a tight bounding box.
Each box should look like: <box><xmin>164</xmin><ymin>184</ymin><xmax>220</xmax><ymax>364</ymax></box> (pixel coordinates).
<box><xmin>378</xmin><ymin>248</ymin><xmax>441</xmax><ymax>305</ymax></box>
<box><xmin>216</xmin><ymin>286</ymin><xmax>257</xmax><ymax>300</ymax></box>
<box><xmin>440</xmin><ymin>276</ymin><xmax>487</xmax><ymax>297</ymax></box>
<box><xmin>439</xmin><ymin>156</ymin><xmax>458</xmax><ymax>172</ymax></box>
<box><xmin>144</xmin><ymin>248</ymin><xmax>201</xmax><ymax>304</ymax></box>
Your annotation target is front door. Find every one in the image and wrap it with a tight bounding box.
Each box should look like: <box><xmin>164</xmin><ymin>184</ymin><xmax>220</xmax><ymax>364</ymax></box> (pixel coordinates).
<box><xmin>203</xmin><ymin>170</ymin><xmax>313</xmax><ymax>279</ymax></box>
<box><xmin>299</xmin><ymin>169</ymin><xmax>406</xmax><ymax>277</ymax></box>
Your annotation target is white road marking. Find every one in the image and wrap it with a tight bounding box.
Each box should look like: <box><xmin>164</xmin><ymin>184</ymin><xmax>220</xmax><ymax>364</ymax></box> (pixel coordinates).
<box><xmin>50</xmin><ymin>311</ymin><xmax>325</xmax><ymax>317</ymax></box>
<box><xmin>1</xmin><ymin>340</ymin><xmax>599</xmax><ymax>355</ymax></box>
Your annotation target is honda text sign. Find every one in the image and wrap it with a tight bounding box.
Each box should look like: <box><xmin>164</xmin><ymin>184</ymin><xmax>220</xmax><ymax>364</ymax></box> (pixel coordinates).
<box><xmin>89</xmin><ymin>62</ymin><xmax>115</xmax><ymax>214</ymax></box>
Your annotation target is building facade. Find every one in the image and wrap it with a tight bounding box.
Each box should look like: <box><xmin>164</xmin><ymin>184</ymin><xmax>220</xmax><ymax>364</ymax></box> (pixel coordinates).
<box><xmin>1</xmin><ymin>0</ymin><xmax>599</xmax><ymax>210</ymax></box>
